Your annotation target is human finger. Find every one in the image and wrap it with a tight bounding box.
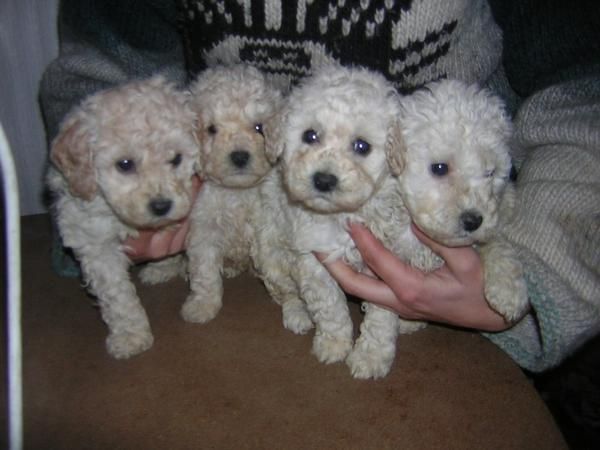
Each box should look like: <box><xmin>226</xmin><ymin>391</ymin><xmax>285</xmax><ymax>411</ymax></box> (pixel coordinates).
<box><xmin>167</xmin><ymin>220</ymin><xmax>190</xmax><ymax>255</ymax></box>
<box><xmin>347</xmin><ymin>223</ymin><xmax>424</xmax><ymax>291</ymax></box>
<box><xmin>315</xmin><ymin>253</ymin><xmax>399</xmax><ymax>306</ymax></box>
<box><xmin>122</xmin><ymin>231</ymin><xmax>153</xmax><ymax>260</ymax></box>
<box><xmin>410</xmin><ymin>223</ymin><xmax>481</xmax><ymax>275</ymax></box>
<box><xmin>191</xmin><ymin>175</ymin><xmax>203</xmax><ymax>193</ymax></box>
<box><xmin>125</xmin><ymin>226</ymin><xmax>182</xmax><ymax>263</ymax></box>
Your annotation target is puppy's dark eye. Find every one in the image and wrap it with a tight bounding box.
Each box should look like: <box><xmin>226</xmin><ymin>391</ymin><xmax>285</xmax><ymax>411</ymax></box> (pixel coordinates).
<box><xmin>254</xmin><ymin>123</ymin><xmax>264</xmax><ymax>135</ymax></box>
<box><xmin>352</xmin><ymin>138</ymin><xmax>371</xmax><ymax>156</ymax></box>
<box><xmin>430</xmin><ymin>163</ymin><xmax>449</xmax><ymax>177</ymax></box>
<box><xmin>509</xmin><ymin>164</ymin><xmax>518</xmax><ymax>182</ymax></box>
<box><xmin>116</xmin><ymin>159</ymin><xmax>136</xmax><ymax>173</ymax></box>
<box><xmin>169</xmin><ymin>153</ymin><xmax>182</xmax><ymax>168</ymax></box>
<box><xmin>484</xmin><ymin>168</ymin><xmax>495</xmax><ymax>178</ymax></box>
<box><xmin>302</xmin><ymin>129</ymin><xmax>319</xmax><ymax>144</ymax></box>
<box><xmin>207</xmin><ymin>124</ymin><xmax>217</xmax><ymax>135</ymax></box>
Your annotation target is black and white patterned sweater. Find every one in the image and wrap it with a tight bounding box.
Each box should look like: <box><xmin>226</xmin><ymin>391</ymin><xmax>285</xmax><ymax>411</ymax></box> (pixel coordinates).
<box><xmin>178</xmin><ymin>0</ymin><xmax>503</xmax><ymax>93</ymax></box>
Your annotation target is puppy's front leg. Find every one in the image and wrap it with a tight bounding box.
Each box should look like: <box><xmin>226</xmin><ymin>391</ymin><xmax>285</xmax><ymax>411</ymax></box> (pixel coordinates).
<box><xmin>295</xmin><ymin>254</ymin><xmax>353</xmax><ymax>364</ymax></box>
<box><xmin>78</xmin><ymin>245</ymin><xmax>153</xmax><ymax>359</ymax></box>
<box><xmin>479</xmin><ymin>238</ymin><xmax>529</xmax><ymax>323</ymax></box>
<box><xmin>253</xmin><ymin>241</ymin><xmax>313</xmax><ymax>334</ymax></box>
<box><xmin>182</xmin><ymin>236</ymin><xmax>224</xmax><ymax>324</ymax></box>
<box><xmin>346</xmin><ymin>304</ymin><xmax>401</xmax><ymax>379</ymax></box>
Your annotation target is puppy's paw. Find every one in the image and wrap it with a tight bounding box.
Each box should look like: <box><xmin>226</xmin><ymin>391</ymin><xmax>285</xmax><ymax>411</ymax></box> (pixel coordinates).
<box><xmin>222</xmin><ymin>266</ymin><xmax>243</xmax><ymax>279</ymax></box>
<box><xmin>481</xmin><ymin>242</ymin><xmax>530</xmax><ymax>323</ymax></box>
<box><xmin>106</xmin><ymin>330</ymin><xmax>153</xmax><ymax>359</ymax></box>
<box><xmin>180</xmin><ymin>295</ymin><xmax>222</xmax><ymax>323</ymax></box>
<box><xmin>312</xmin><ymin>333</ymin><xmax>352</xmax><ymax>364</ymax></box>
<box><xmin>483</xmin><ymin>257</ymin><xmax>529</xmax><ymax>323</ymax></box>
<box><xmin>485</xmin><ymin>277</ymin><xmax>529</xmax><ymax>323</ymax></box>
<box><xmin>346</xmin><ymin>346</ymin><xmax>393</xmax><ymax>380</ymax></box>
<box><xmin>139</xmin><ymin>256</ymin><xmax>186</xmax><ymax>285</ymax></box>
<box><xmin>397</xmin><ymin>318</ymin><xmax>427</xmax><ymax>334</ymax></box>
<box><xmin>282</xmin><ymin>299</ymin><xmax>313</xmax><ymax>335</ymax></box>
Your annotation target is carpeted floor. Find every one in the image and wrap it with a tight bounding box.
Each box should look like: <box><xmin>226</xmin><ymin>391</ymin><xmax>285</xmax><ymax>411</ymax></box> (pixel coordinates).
<box><xmin>1</xmin><ymin>214</ymin><xmax>574</xmax><ymax>449</ymax></box>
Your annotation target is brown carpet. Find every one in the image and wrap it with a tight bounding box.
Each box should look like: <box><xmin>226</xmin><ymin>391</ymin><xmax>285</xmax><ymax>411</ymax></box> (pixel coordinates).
<box><xmin>1</xmin><ymin>214</ymin><xmax>567</xmax><ymax>449</ymax></box>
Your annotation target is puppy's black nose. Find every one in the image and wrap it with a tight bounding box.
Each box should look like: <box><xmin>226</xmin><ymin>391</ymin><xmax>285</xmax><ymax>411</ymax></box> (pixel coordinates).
<box><xmin>312</xmin><ymin>171</ymin><xmax>338</xmax><ymax>192</ymax></box>
<box><xmin>230</xmin><ymin>150</ymin><xmax>250</xmax><ymax>168</ymax></box>
<box><xmin>149</xmin><ymin>198</ymin><xmax>172</xmax><ymax>217</ymax></box>
<box><xmin>460</xmin><ymin>210</ymin><xmax>483</xmax><ymax>232</ymax></box>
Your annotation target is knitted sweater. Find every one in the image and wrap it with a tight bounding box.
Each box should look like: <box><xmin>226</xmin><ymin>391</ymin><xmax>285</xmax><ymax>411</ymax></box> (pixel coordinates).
<box><xmin>39</xmin><ymin>0</ymin><xmax>600</xmax><ymax>372</ymax></box>
<box><xmin>178</xmin><ymin>0</ymin><xmax>502</xmax><ymax>94</ymax></box>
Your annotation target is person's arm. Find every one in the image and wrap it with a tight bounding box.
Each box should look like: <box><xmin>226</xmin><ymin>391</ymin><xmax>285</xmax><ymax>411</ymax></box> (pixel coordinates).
<box><xmin>322</xmin><ymin>1</ymin><xmax>600</xmax><ymax>373</ymax></box>
<box><xmin>482</xmin><ymin>0</ymin><xmax>600</xmax><ymax>372</ymax></box>
<box><xmin>482</xmin><ymin>74</ymin><xmax>600</xmax><ymax>372</ymax></box>
<box><xmin>317</xmin><ymin>223</ymin><xmax>509</xmax><ymax>332</ymax></box>
<box><xmin>319</xmin><ymin>73</ymin><xmax>600</xmax><ymax>372</ymax></box>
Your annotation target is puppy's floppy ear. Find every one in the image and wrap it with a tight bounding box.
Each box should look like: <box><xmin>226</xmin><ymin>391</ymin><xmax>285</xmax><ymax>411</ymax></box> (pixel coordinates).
<box><xmin>385</xmin><ymin>118</ymin><xmax>406</xmax><ymax>176</ymax></box>
<box><xmin>263</xmin><ymin>107</ymin><xmax>286</xmax><ymax>165</ymax></box>
<box><xmin>50</xmin><ymin>110</ymin><xmax>97</xmax><ymax>201</ymax></box>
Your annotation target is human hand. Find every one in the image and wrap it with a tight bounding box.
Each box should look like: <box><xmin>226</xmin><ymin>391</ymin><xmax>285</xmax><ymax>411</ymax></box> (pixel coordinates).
<box><xmin>316</xmin><ymin>223</ymin><xmax>510</xmax><ymax>332</ymax></box>
<box><xmin>123</xmin><ymin>176</ymin><xmax>202</xmax><ymax>263</ymax></box>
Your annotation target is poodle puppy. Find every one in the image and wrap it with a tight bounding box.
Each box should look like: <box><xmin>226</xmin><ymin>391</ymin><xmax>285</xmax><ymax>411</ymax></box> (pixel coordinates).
<box><xmin>180</xmin><ymin>65</ymin><xmax>282</xmax><ymax>324</ymax></box>
<box><xmin>348</xmin><ymin>79</ymin><xmax>529</xmax><ymax>379</ymax></box>
<box><xmin>47</xmin><ymin>75</ymin><xmax>199</xmax><ymax>359</ymax></box>
<box><xmin>255</xmin><ymin>65</ymin><xmax>421</xmax><ymax>377</ymax></box>
<box><xmin>388</xmin><ymin>79</ymin><xmax>529</xmax><ymax>322</ymax></box>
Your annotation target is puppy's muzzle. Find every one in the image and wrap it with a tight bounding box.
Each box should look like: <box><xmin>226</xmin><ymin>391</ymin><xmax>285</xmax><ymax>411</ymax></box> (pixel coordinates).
<box><xmin>230</xmin><ymin>150</ymin><xmax>250</xmax><ymax>169</ymax></box>
<box><xmin>148</xmin><ymin>198</ymin><xmax>173</xmax><ymax>217</ymax></box>
<box><xmin>460</xmin><ymin>210</ymin><xmax>483</xmax><ymax>232</ymax></box>
<box><xmin>312</xmin><ymin>171</ymin><xmax>338</xmax><ymax>193</ymax></box>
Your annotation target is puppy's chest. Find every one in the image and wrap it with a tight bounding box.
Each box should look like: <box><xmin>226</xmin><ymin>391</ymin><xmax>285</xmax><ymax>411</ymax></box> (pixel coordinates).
<box><xmin>291</xmin><ymin>186</ymin><xmax>442</xmax><ymax>273</ymax></box>
<box><xmin>192</xmin><ymin>184</ymin><xmax>258</xmax><ymax>249</ymax></box>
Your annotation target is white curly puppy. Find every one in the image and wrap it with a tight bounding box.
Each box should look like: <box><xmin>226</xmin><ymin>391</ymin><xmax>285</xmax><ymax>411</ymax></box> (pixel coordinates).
<box><xmin>47</xmin><ymin>76</ymin><xmax>199</xmax><ymax>359</ymax></box>
<box><xmin>180</xmin><ymin>65</ymin><xmax>282</xmax><ymax>324</ymax></box>
<box><xmin>255</xmin><ymin>65</ymin><xmax>419</xmax><ymax>377</ymax></box>
<box><xmin>349</xmin><ymin>79</ymin><xmax>530</xmax><ymax>379</ymax></box>
<box><xmin>389</xmin><ymin>79</ymin><xmax>529</xmax><ymax>323</ymax></box>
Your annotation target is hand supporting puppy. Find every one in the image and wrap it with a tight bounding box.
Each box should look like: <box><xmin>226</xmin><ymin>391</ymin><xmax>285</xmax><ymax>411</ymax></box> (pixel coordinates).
<box><xmin>316</xmin><ymin>223</ymin><xmax>510</xmax><ymax>332</ymax></box>
<box><xmin>124</xmin><ymin>176</ymin><xmax>203</xmax><ymax>263</ymax></box>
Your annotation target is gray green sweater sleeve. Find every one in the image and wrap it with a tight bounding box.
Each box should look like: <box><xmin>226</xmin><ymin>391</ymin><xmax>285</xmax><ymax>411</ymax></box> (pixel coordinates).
<box><xmin>483</xmin><ymin>0</ymin><xmax>600</xmax><ymax>371</ymax></box>
<box><xmin>485</xmin><ymin>74</ymin><xmax>600</xmax><ymax>372</ymax></box>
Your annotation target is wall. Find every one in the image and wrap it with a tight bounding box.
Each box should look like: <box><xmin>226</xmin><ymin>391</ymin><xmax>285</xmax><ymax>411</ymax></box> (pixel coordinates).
<box><xmin>0</xmin><ymin>0</ymin><xmax>59</xmax><ymax>216</ymax></box>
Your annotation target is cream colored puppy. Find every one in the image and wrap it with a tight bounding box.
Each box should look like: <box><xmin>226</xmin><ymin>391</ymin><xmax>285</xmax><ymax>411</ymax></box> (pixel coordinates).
<box><xmin>255</xmin><ymin>65</ymin><xmax>421</xmax><ymax>379</ymax></box>
<box><xmin>345</xmin><ymin>80</ymin><xmax>528</xmax><ymax>379</ymax></box>
<box><xmin>180</xmin><ymin>65</ymin><xmax>282</xmax><ymax>323</ymax></box>
<box><xmin>389</xmin><ymin>79</ymin><xmax>529</xmax><ymax>323</ymax></box>
<box><xmin>47</xmin><ymin>76</ymin><xmax>199</xmax><ymax>359</ymax></box>
<box><xmin>349</xmin><ymin>79</ymin><xmax>529</xmax><ymax>379</ymax></box>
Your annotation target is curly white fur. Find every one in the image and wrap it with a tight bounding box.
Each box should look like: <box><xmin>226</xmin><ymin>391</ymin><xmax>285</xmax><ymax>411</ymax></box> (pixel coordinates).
<box><xmin>180</xmin><ymin>65</ymin><xmax>283</xmax><ymax>323</ymax></box>
<box><xmin>347</xmin><ymin>80</ymin><xmax>530</xmax><ymax>379</ymax></box>
<box><xmin>392</xmin><ymin>79</ymin><xmax>529</xmax><ymax>323</ymax></box>
<box><xmin>254</xmin><ymin>65</ymin><xmax>427</xmax><ymax>378</ymax></box>
<box><xmin>47</xmin><ymin>76</ymin><xmax>199</xmax><ymax>358</ymax></box>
